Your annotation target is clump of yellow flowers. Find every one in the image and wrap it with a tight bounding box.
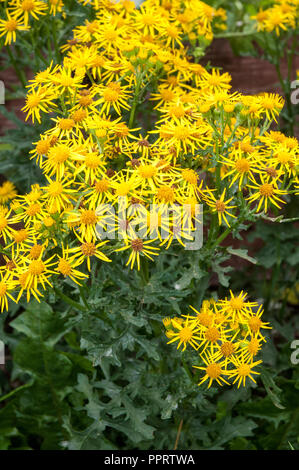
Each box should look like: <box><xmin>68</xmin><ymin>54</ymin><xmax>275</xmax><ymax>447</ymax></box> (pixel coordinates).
<box><xmin>163</xmin><ymin>292</ymin><xmax>271</xmax><ymax>388</ymax></box>
<box><xmin>251</xmin><ymin>0</ymin><xmax>299</xmax><ymax>36</ymax></box>
<box><xmin>0</xmin><ymin>0</ymin><xmax>227</xmax><ymax>45</ymax></box>
<box><xmin>0</xmin><ymin>0</ymin><xmax>297</xmax><ymax>314</ymax></box>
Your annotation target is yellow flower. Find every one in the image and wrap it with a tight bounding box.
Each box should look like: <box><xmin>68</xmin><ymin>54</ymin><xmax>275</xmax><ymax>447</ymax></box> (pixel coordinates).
<box><xmin>166</xmin><ymin>316</ymin><xmax>201</xmax><ymax>351</ymax></box>
<box><xmin>219</xmin><ymin>150</ymin><xmax>259</xmax><ymax>189</ymax></box>
<box><xmin>22</xmin><ymin>87</ymin><xmax>56</xmax><ymax>124</ymax></box>
<box><xmin>115</xmin><ymin>237</ymin><xmax>159</xmax><ymax>270</ymax></box>
<box><xmin>42</xmin><ymin>142</ymin><xmax>74</xmax><ymax>179</ymax></box>
<box><xmin>55</xmin><ymin>248</ymin><xmax>88</xmax><ymax>285</ymax></box>
<box><xmin>67</xmin><ymin>236</ymin><xmax>111</xmax><ymax>271</ymax></box>
<box><xmin>247</xmin><ymin>175</ymin><xmax>287</xmax><ymax>212</ymax></box>
<box><xmin>198</xmin><ymin>69</ymin><xmax>232</xmax><ymax>93</ymax></box>
<box><xmin>73</xmin><ymin>149</ymin><xmax>106</xmax><ymax>184</ymax></box>
<box><xmin>66</xmin><ymin>207</ymin><xmax>104</xmax><ymax>242</ymax></box>
<box><xmin>258</xmin><ymin>93</ymin><xmax>284</xmax><ymax>122</ymax></box>
<box><xmin>164</xmin><ymin>293</ymin><xmax>270</xmax><ymax>388</ymax></box>
<box><xmin>16</xmin><ymin>254</ymin><xmax>56</xmax><ymax>303</ymax></box>
<box><xmin>218</xmin><ymin>290</ymin><xmax>258</xmax><ymax>322</ymax></box>
<box><xmin>0</xmin><ymin>13</ymin><xmax>28</xmax><ymax>45</ymax></box>
<box><xmin>245</xmin><ymin>305</ymin><xmax>272</xmax><ymax>339</ymax></box>
<box><xmin>226</xmin><ymin>357</ymin><xmax>263</xmax><ymax>388</ymax></box>
<box><xmin>30</xmin><ymin>136</ymin><xmax>52</xmax><ymax>166</ymax></box>
<box><xmin>153</xmin><ymin>120</ymin><xmax>211</xmax><ymax>154</ymax></box>
<box><xmin>9</xmin><ymin>0</ymin><xmax>47</xmax><ymax>26</ymax></box>
<box><xmin>0</xmin><ymin>271</ymin><xmax>16</xmax><ymax>312</ymax></box>
<box><xmin>162</xmin><ymin>317</ymin><xmax>172</xmax><ymax>328</ymax></box>
<box><xmin>239</xmin><ymin>336</ymin><xmax>262</xmax><ymax>362</ymax></box>
<box><xmin>263</xmin><ymin>6</ymin><xmax>296</xmax><ymax>35</ymax></box>
<box><xmin>204</xmin><ymin>187</ymin><xmax>236</xmax><ymax>227</ymax></box>
<box><xmin>85</xmin><ymin>175</ymin><xmax>112</xmax><ymax>208</ymax></box>
<box><xmin>151</xmin><ymin>85</ymin><xmax>178</xmax><ymax>109</ymax></box>
<box><xmin>160</xmin><ymin>22</ymin><xmax>183</xmax><ymax>49</ymax></box>
<box><xmin>194</xmin><ymin>357</ymin><xmax>230</xmax><ymax>388</ymax></box>
<box><xmin>134</xmin><ymin>3</ymin><xmax>164</xmax><ymax>36</ymax></box>
<box><xmin>48</xmin><ymin>0</ymin><xmax>64</xmax><ymax>16</ymax></box>
<box><xmin>43</xmin><ymin>175</ymin><xmax>77</xmax><ymax>212</ymax></box>
<box><xmin>0</xmin><ymin>181</ymin><xmax>18</xmax><ymax>203</ymax></box>
<box><xmin>0</xmin><ymin>208</ymin><xmax>15</xmax><ymax>243</ymax></box>
<box><xmin>50</xmin><ymin>67</ymin><xmax>86</xmax><ymax>94</ymax></box>
<box><xmin>97</xmin><ymin>81</ymin><xmax>131</xmax><ymax>116</ymax></box>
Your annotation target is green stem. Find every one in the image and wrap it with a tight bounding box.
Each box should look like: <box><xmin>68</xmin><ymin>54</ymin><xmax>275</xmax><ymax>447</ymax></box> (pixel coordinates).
<box><xmin>207</xmin><ymin>213</ymin><xmax>218</xmax><ymax>247</ymax></box>
<box><xmin>209</xmin><ymin>210</ymin><xmax>249</xmax><ymax>252</ymax></box>
<box><xmin>278</xmin><ymin>408</ymin><xmax>299</xmax><ymax>449</ymax></box>
<box><xmin>29</xmin><ymin>29</ymin><xmax>39</xmax><ymax>71</ymax></box>
<box><xmin>52</xmin><ymin>20</ymin><xmax>61</xmax><ymax>63</ymax></box>
<box><xmin>264</xmin><ymin>239</ymin><xmax>281</xmax><ymax>314</ymax></box>
<box><xmin>274</xmin><ymin>42</ymin><xmax>294</xmax><ymax>135</ymax></box>
<box><xmin>79</xmin><ymin>285</ymin><xmax>90</xmax><ymax>310</ymax></box>
<box><xmin>210</xmin><ymin>226</ymin><xmax>232</xmax><ymax>252</ymax></box>
<box><xmin>198</xmin><ymin>274</ymin><xmax>210</xmax><ymax>306</ymax></box>
<box><xmin>139</xmin><ymin>256</ymin><xmax>149</xmax><ymax>285</ymax></box>
<box><xmin>54</xmin><ymin>287</ymin><xmax>87</xmax><ymax>312</ymax></box>
<box><xmin>182</xmin><ymin>357</ymin><xmax>195</xmax><ymax>384</ymax></box>
<box><xmin>0</xmin><ymin>380</ymin><xmax>34</xmax><ymax>403</ymax></box>
<box><xmin>6</xmin><ymin>46</ymin><xmax>27</xmax><ymax>88</ymax></box>
<box><xmin>214</xmin><ymin>29</ymin><xmax>257</xmax><ymax>39</ymax></box>
<box><xmin>128</xmin><ymin>71</ymin><xmax>142</xmax><ymax>129</ymax></box>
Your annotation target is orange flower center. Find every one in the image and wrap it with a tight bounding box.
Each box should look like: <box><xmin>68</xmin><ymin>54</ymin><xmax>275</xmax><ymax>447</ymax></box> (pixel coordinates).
<box><xmin>221</xmin><ymin>341</ymin><xmax>235</xmax><ymax>357</ymax></box>
<box><xmin>206</xmin><ymin>363</ymin><xmax>221</xmax><ymax>379</ymax></box>
<box><xmin>205</xmin><ymin>327</ymin><xmax>220</xmax><ymax>342</ymax></box>
<box><xmin>259</xmin><ymin>183</ymin><xmax>274</xmax><ymax>197</ymax></box>
<box><xmin>178</xmin><ymin>326</ymin><xmax>193</xmax><ymax>342</ymax></box>
<box><xmin>80</xmin><ymin>210</ymin><xmax>97</xmax><ymax>225</ymax></box>
<box><xmin>80</xmin><ymin>242</ymin><xmax>96</xmax><ymax>256</ymax></box>
<box><xmin>5</xmin><ymin>19</ymin><xmax>18</xmax><ymax>31</ymax></box>
<box><xmin>28</xmin><ymin>260</ymin><xmax>45</xmax><ymax>275</ymax></box>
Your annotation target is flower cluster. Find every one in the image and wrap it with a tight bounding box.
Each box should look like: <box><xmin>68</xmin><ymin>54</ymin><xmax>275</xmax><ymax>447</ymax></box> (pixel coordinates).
<box><xmin>0</xmin><ymin>0</ymin><xmax>297</xmax><ymax>312</ymax></box>
<box><xmin>0</xmin><ymin>0</ymin><xmax>227</xmax><ymax>45</ymax></box>
<box><xmin>163</xmin><ymin>292</ymin><xmax>271</xmax><ymax>388</ymax></box>
<box><xmin>0</xmin><ymin>0</ymin><xmax>66</xmax><ymax>45</ymax></box>
<box><xmin>251</xmin><ymin>0</ymin><xmax>299</xmax><ymax>36</ymax></box>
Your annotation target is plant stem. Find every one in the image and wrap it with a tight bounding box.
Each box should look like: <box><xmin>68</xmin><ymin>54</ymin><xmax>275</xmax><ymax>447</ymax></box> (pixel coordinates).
<box><xmin>129</xmin><ymin>71</ymin><xmax>142</xmax><ymax>129</ymax></box>
<box><xmin>52</xmin><ymin>20</ymin><xmax>61</xmax><ymax>63</ymax></box>
<box><xmin>214</xmin><ymin>29</ymin><xmax>257</xmax><ymax>39</ymax></box>
<box><xmin>274</xmin><ymin>40</ymin><xmax>295</xmax><ymax>136</ymax></box>
<box><xmin>79</xmin><ymin>285</ymin><xmax>90</xmax><ymax>310</ymax></box>
<box><xmin>139</xmin><ymin>256</ymin><xmax>149</xmax><ymax>285</ymax></box>
<box><xmin>7</xmin><ymin>46</ymin><xmax>27</xmax><ymax>88</ymax></box>
<box><xmin>210</xmin><ymin>226</ymin><xmax>232</xmax><ymax>251</ymax></box>
<box><xmin>54</xmin><ymin>287</ymin><xmax>87</xmax><ymax>312</ymax></box>
<box><xmin>173</xmin><ymin>419</ymin><xmax>183</xmax><ymax>450</ymax></box>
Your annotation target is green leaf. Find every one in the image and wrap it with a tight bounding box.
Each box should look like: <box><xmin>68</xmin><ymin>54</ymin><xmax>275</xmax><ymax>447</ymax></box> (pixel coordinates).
<box><xmin>261</xmin><ymin>369</ymin><xmax>285</xmax><ymax>410</ymax></box>
<box><xmin>14</xmin><ymin>338</ymin><xmax>72</xmax><ymax>389</ymax></box>
<box><xmin>121</xmin><ymin>395</ymin><xmax>155</xmax><ymax>441</ymax></box>
<box><xmin>10</xmin><ymin>301</ymin><xmax>81</xmax><ymax>347</ymax></box>
<box><xmin>174</xmin><ymin>265</ymin><xmax>206</xmax><ymax>290</ymax></box>
<box><xmin>227</xmin><ymin>247</ymin><xmax>257</xmax><ymax>264</ymax></box>
<box><xmin>161</xmin><ymin>394</ymin><xmax>178</xmax><ymax>420</ymax></box>
<box><xmin>239</xmin><ymin>398</ymin><xmax>288</xmax><ymax>427</ymax></box>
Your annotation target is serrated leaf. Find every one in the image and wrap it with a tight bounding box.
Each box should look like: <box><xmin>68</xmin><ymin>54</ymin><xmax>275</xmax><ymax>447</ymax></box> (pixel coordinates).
<box><xmin>14</xmin><ymin>338</ymin><xmax>72</xmax><ymax>389</ymax></box>
<box><xmin>10</xmin><ymin>301</ymin><xmax>81</xmax><ymax>347</ymax></box>
<box><xmin>261</xmin><ymin>369</ymin><xmax>285</xmax><ymax>410</ymax></box>
<box><xmin>227</xmin><ymin>247</ymin><xmax>257</xmax><ymax>264</ymax></box>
